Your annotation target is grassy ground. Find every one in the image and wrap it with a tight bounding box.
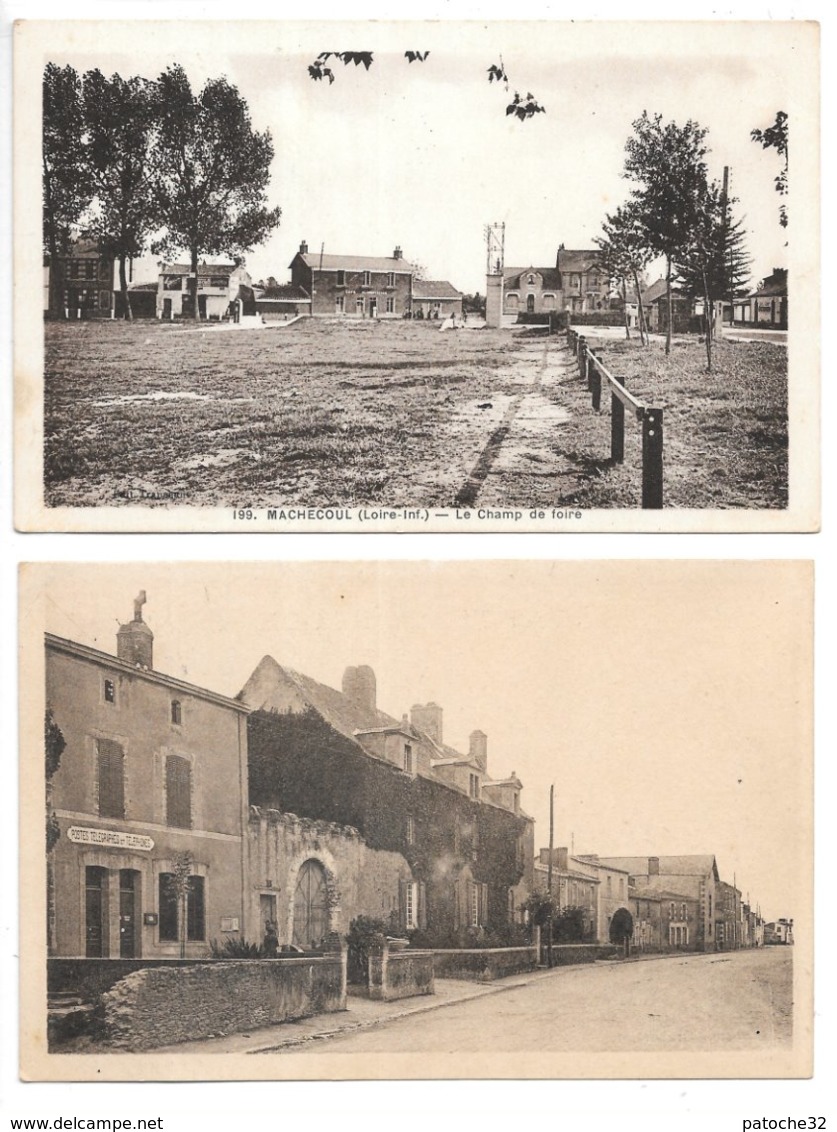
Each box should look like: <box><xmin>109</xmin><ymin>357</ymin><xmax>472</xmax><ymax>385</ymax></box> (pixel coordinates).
<box><xmin>553</xmin><ymin>334</ymin><xmax>788</xmax><ymax>509</ymax></box>
<box><xmin>43</xmin><ymin>320</ymin><xmax>787</xmax><ymax>509</ymax></box>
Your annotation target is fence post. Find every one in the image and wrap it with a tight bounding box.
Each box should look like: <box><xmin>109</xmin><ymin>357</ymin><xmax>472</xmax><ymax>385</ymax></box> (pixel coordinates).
<box><xmin>641</xmin><ymin>407</ymin><xmax>664</xmax><ymax>508</ymax></box>
<box><xmin>589</xmin><ymin>355</ymin><xmax>602</xmax><ymax>411</ymax></box>
<box><xmin>577</xmin><ymin>336</ymin><xmax>587</xmax><ymax>378</ymax></box>
<box><xmin>611</xmin><ymin>376</ymin><xmax>626</xmax><ymax>463</ymax></box>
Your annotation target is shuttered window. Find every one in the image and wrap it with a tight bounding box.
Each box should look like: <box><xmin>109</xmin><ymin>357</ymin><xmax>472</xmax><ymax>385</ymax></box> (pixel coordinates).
<box><xmin>399</xmin><ymin>880</ymin><xmax>426</xmax><ymax>931</ymax></box>
<box><xmin>166</xmin><ymin>755</ymin><xmax>192</xmax><ymax>828</ymax></box>
<box><xmin>187</xmin><ymin>877</ymin><xmax>205</xmax><ymax>941</ymax></box>
<box><xmin>97</xmin><ymin>738</ymin><xmax>125</xmax><ymax>818</ymax></box>
<box><xmin>158</xmin><ymin>873</ymin><xmax>206</xmax><ymax>941</ymax></box>
<box><xmin>158</xmin><ymin>874</ymin><xmax>178</xmax><ymax>941</ymax></box>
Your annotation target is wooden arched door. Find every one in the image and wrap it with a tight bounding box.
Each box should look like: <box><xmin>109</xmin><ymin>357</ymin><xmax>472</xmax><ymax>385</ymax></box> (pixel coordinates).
<box><xmin>292</xmin><ymin>859</ymin><xmax>330</xmax><ymax>948</ymax></box>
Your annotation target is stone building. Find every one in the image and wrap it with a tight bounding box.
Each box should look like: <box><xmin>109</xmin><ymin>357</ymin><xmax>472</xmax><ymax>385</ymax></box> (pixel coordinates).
<box><xmin>532</xmin><ymin>848</ymin><xmax>599</xmax><ymax>940</ymax></box>
<box><xmin>43</xmin><ymin>238</ymin><xmax>116</xmax><ymax>319</ymax></box>
<box><xmin>240</xmin><ymin>658</ymin><xmax>535</xmax><ymax>946</ymax></box>
<box><xmin>501</xmin><ymin>247</ymin><xmax>611</xmax><ymax>319</ymax></box>
<box><xmin>156</xmin><ymin>261</ymin><xmax>252</xmax><ymax>320</ymax></box>
<box><xmin>288</xmin><ymin>241</ymin><xmax>414</xmax><ymax>318</ymax></box>
<box><xmin>45</xmin><ymin>596</ymin><xmax>250</xmax><ymax>959</ymax></box>
<box><xmin>631</xmin><ymin>887</ymin><xmax>701</xmax><ymax>952</ymax></box>
<box><xmin>597</xmin><ymin>855</ymin><xmax>722</xmax><ymax>951</ymax></box>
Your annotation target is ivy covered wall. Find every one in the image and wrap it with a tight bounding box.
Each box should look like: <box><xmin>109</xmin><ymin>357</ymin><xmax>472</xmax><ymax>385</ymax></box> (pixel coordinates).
<box><xmin>247</xmin><ymin>707</ymin><xmax>533</xmax><ymax>937</ymax></box>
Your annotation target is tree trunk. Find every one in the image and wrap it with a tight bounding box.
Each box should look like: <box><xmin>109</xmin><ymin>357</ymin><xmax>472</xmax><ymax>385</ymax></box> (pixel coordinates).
<box><xmin>190</xmin><ymin>244</ymin><xmax>200</xmax><ymax>321</ymax></box>
<box><xmin>665</xmin><ymin>256</ymin><xmax>673</xmax><ymax>356</ymax></box>
<box><xmin>180</xmin><ymin>893</ymin><xmax>187</xmax><ymax>958</ymax></box>
<box><xmin>119</xmin><ymin>255</ymin><xmax>133</xmax><ymax>321</ymax></box>
<box><xmin>633</xmin><ymin>268</ymin><xmax>648</xmax><ymax>346</ymax></box>
<box><xmin>622</xmin><ymin>278</ymin><xmax>630</xmax><ymax>339</ymax></box>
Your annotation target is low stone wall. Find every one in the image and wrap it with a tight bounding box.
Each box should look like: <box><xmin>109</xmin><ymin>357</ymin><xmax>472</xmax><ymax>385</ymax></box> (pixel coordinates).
<box><xmin>543</xmin><ymin>943</ymin><xmax>620</xmax><ymax>965</ymax></box>
<box><xmin>430</xmin><ymin>946</ymin><xmax>538</xmax><ymax>982</ymax></box>
<box><xmin>101</xmin><ymin>956</ymin><xmax>346</xmax><ymax>1050</ymax></box>
<box><xmin>368</xmin><ymin>948</ymin><xmax>435</xmax><ymax>1002</ymax></box>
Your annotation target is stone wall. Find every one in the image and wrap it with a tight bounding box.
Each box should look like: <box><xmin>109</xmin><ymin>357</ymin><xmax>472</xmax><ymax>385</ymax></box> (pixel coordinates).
<box><xmin>368</xmin><ymin>947</ymin><xmax>435</xmax><ymax>1002</ymax></box>
<box><xmin>430</xmin><ymin>946</ymin><xmax>538</xmax><ymax>982</ymax></box>
<box><xmin>101</xmin><ymin>955</ymin><xmax>346</xmax><ymax>1050</ymax></box>
<box><xmin>543</xmin><ymin>943</ymin><xmax>620</xmax><ymax>965</ymax></box>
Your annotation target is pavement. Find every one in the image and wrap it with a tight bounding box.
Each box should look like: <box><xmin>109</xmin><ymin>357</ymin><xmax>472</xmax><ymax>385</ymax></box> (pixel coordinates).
<box><xmin>149</xmin><ymin>949</ymin><xmax>692</xmax><ymax>1056</ymax></box>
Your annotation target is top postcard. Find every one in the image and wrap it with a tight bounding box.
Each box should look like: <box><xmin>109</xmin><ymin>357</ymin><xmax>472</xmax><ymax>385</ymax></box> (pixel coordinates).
<box><xmin>14</xmin><ymin>19</ymin><xmax>821</xmax><ymax>532</ymax></box>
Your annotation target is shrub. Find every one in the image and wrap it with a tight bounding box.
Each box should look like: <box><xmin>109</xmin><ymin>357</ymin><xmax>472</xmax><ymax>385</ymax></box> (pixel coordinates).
<box><xmin>346</xmin><ymin>916</ymin><xmax>388</xmax><ymax>985</ymax></box>
<box><xmin>209</xmin><ymin>937</ymin><xmax>264</xmax><ymax>959</ymax></box>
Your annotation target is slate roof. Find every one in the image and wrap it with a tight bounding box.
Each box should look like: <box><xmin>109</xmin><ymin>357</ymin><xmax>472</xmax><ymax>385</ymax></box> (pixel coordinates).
<box><xmin>599</xmin><ymin>855</ymin><xmax>720</xmax><ymax>880</ymax></box>
<box><xmin>160</xmin><ymin>261</ymin><xmax>241</xmax><ymax>276</ymax></box>
<box><xmin>556</xmin><ymin>249</ymin><xmax>603</xmax><ymax>273</ymax></box>
<box><xmin>503</xmin><ymin>267</ymin><xmax>562</xmax><ymax>290</ymax></box>
<box><xmin>293</xmin><ymin>252</ymin><xmax>414</xmax><ymax>274</ymax></box>
<box><xmin>255</xmin><ymin>285</ymin><xmax>311</xmax><ymax>302</ymax></box>
<box><xmin>412</xmin><ymin>280</ymin><xmax>463</xmax><ymax>300</ymax></box>
<box><xmin>631</xmin><ymin>885</ymin><xmax>698</xmax><ymax>903</ymax></box>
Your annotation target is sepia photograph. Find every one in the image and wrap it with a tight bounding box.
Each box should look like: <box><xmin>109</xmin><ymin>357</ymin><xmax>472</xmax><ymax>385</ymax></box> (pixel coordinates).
<box><xmin>13</xmin><ymin>19</ymin><xmax>820</xmax><ymax>532</ymax></box>
<box><xmin>19</xmin><ymin>560</ymin><xmax>813</xmax><ymax>1081</ymax></box>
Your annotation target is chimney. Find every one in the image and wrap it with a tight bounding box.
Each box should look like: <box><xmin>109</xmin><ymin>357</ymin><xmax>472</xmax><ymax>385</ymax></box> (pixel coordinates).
<box><xmin>116</xmin><ymin>591</ymin><xmax>154</xmax><ymax>669</ymax></box>
<box><xmin>469</xmin><ymin>729</ymin><xmax>487</xmax><ymax>772</ymax></box>
<box><xmin>410</xmin><ymin>702</ymin><xmax>443</xmax><ymax>745</ymax></box>
<box><xmin>342</xmin><ymin>665</ymin><xmax>376</xmax><ymax>712</ymax></box>
<box><xmin>648</xmin><ymin>856</ymin><xmax>660</xmax><ymax>876</ymax></box>
<box><xmin>393</xmin><ymin>246</ymin><xmax>402</xmax><ymax>260</ymax></box>
<box><xmin>299</xmin><ymin>240</ymin><xmax>309</xmax><ymax>255</ymax></box>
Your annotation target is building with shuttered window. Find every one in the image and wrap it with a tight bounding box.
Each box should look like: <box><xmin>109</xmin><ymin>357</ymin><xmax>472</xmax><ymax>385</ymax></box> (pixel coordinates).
<box><xmin>45</xmin><ymin>598</ymin><xmax>250</xmax><ymax>959</ymax></box>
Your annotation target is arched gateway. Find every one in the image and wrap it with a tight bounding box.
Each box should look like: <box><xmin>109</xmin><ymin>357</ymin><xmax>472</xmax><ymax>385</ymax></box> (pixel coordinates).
<box><xmin>292</xmin><ymin>859</ymin><xmax>330</xmax><ymax>949</ymax></box>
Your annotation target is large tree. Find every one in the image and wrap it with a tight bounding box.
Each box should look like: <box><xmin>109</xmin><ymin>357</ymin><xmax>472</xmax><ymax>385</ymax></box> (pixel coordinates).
<box><xmin>81</xmin><ymin>70</ymin><xmax>160</xmax><ymax>320</ymax></box>
<box><xmin>42</xmin><ymin>63</ymin><xmax>93</xmax><ymax>319</ymax></box>
<box><xmin>751</xmin><ymin>111</ymin><xmax>788</xmax><ymax>229</ymax></box>
<box><xmin>623</xmin><ymin>111</ymin><xmax>710</xmax><ymax>355</ymax></box>
<box><xmin>595</xmin><ymin>202</ymin><xmax>652</xmax><ymax>344</ymax></box>
<box><xmin>152</xmin><ymin>66</ymin><xmax>281</xmax><ymax>320</ymax></box>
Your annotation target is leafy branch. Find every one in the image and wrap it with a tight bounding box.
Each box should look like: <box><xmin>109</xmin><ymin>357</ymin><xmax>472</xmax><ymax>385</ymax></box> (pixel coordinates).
<box><xmin>488</xmin><ymin>57</ymin><xmax>545</xmax><ymax>121</ymax></box>
<box><xmin>308</xmin><ymin>51</ymin><xmax>429</xmax><ymax>84</ymax></box>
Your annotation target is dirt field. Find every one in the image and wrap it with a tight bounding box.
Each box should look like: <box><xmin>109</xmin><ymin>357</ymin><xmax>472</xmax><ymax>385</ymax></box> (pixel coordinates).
<box><xmin>43</xmin><ymin>319</ymin><xmax>788</xmax><ymax>510</ymax></box>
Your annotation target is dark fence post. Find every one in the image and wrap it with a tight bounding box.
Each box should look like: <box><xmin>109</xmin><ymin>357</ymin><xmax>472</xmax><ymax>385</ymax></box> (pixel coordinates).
<box><xmin>611</xmin><ymin>377</ymin><xmax>626</xmax><ymax>463</ymax></box>
<box><xmin>589</xmin><ymin>355</ymin><xmax>602</xmax><ymax>411</ymax></box>
<box><xmin>577</xmin><ymin>336</ymin><xmax>587</xmax><ymax>379</ymax></box>
<box><xmin>641</xmin><ymin>408</ymin><xmax>664</xmax><ymax>508</ymax></box>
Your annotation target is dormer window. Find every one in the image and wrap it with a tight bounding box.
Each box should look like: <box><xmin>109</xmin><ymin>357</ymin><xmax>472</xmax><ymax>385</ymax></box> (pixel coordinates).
<box><xmin>404</xmin><ymin>743</ymin><xmax>414</xmax><ymax>774</ymax></box>
<box><xmin>469</xmin><ymin>772</ymin><xmax>480</xmax><ymax>799</ymax></box>
<box><xmin>527</xmin><ymin>274</ymin><xmax>535</xmax><ymax>285</ymax></box>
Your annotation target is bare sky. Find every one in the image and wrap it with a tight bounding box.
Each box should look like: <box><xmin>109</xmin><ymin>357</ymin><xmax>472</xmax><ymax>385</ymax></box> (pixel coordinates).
<box><xmin>36</xmin><ymin>560</ymin><xmax>812</xmax><ymax>923</ymax></box>
<box><xmin>39</xmin><ymin>19</ymin><xmax>808</xmax><ymax>294</ymax></box>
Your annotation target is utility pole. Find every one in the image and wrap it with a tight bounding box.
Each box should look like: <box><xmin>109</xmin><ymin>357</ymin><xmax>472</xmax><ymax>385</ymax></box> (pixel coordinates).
<box><xmin>546</xmin><ymin>783</ymin><xmax>554</xmax><ymax>968</ymax></box>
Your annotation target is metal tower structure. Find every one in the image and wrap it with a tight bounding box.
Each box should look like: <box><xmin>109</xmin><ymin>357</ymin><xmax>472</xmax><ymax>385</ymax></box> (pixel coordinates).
<box><xmin>485</xmin><ymin>222</ymin><xmax>505</xmax><ymax>276</ymax></box>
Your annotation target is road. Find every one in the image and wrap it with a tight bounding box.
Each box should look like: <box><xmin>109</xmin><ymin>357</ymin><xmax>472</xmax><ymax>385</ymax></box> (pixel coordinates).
<box><xmin>293</xmin><ymin>949</ymin><xmax>792</xmax><ymax>1054</ymax></box>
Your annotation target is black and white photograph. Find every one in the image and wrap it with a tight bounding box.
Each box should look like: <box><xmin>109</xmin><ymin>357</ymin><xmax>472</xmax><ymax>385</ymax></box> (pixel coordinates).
<box><xmin>20</xmin><ymin>560</ymin><xmax>813</xmax><ymax>1080</ymax></box>
<box><xmin>13</xmin><ymin>19</ymin><xmax>819</xmax><ymax>532</ymax></box>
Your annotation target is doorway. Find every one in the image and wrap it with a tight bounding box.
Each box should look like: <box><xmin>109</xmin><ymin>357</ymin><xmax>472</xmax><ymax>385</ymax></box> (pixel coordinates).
<box><xmin>527</xmin><ymin>294</ymin><xmax>535</xmax><ymax>313</ymax></box>
<box><xmin>292</xmin><ymin>860</ymin><xmax>329</xmax><ymax>949</ymax></box>
<box><xmin>85</xmin><ymin>866</ymin><xmax>108</xmax><ymax>957</ymax></box>
<box><xmin>368</xmin><ymin>297</ymin><xmax>378</xmax><ymax>319</ymax></box>
<box><xmin>119</xmin><ymin>869</ymin><xmax>140</xmax><ymax>958</ymax></box>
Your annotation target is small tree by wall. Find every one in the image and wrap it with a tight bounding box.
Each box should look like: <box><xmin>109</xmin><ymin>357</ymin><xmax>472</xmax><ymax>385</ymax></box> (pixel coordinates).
<box><xmin>164</xmin><ymin>851</ymin><xmax>194</xmax><ymax>959</ymax></box>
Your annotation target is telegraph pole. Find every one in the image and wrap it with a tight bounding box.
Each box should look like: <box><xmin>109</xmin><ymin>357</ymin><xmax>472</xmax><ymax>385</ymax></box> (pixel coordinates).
<box><xmin>546</xmin><ymin>783</ymin><xmax>554</xmax><ymax>968</ymax></box>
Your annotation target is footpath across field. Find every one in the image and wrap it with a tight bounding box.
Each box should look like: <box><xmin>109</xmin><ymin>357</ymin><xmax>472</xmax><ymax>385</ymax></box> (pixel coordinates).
<box><xmin>43</xmin><ymin>319</ymin><xmax>787</xmax><ymax>510</ymax></box>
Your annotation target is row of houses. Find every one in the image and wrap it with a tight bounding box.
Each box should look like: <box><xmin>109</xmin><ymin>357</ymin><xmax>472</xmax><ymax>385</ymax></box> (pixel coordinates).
<box><xmin>43</xmin><ymin>240</ymin><xmax>465</xmax><ymax>323</ymax></box>
<box><xmin>46</xmin><ymin>594</ymin><xmax>779</xmax><ymax>964</ymax></box>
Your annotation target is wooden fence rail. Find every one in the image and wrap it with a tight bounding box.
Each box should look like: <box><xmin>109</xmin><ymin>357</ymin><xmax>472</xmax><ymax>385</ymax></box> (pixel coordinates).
<box><xmin>566</xmin><ymin>328</ymin><xmax>664</xmax><ymax>509</ymax></box>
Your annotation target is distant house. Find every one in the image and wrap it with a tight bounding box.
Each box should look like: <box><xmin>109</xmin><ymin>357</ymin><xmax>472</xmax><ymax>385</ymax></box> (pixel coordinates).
<box><xmin>735</xmin><ymin>267</ymin><xmax>787</xmax><ymax>329</ymax></box>
<box><xmin>641</xmin><ymin>277</ymin><xmax>694</xmax><ymax>334</ymax></box>
<box><xmin>289</xmin><ymin>241</ymin><xmax>414</xmax><ymax>318</ymax></box>
<box><xmin>43</xmin><ymin>238</ymin><xmax>116</xmax><ymax>319</ymax></box>
<box><xmin>156</xmin><ymin>261</ymin><xmax>252</xmax><ymax>320</ymax></box>
<box><xmin>411</xmin><ymin>280</ymin><xmax>463</xmax><ymax>320</ymax></box>
<box><xmin>253</xmin><ymin>283</ymin><xmax>311</xmax><ymax>320</ymax></box>
<box><xmin>501</xmin><ymin>247</ymin><xmax>611</xmax><ymax>319</ymax></box>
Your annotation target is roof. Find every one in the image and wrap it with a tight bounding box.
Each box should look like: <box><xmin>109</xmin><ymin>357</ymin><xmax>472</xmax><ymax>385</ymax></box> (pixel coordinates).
<box><xmin>160</xmin><ymin>262</ymin><xmax>240</xmax><ymax>276</ymax></box>
<box><xmin>411</xmin><ymin>280</ymin><xmax>463</xmax><ymax>300</ymax></box>
<box><xmin>556</xmin><ymin>249</ymin><xmax>603</xmax><ymax>273</ymax></box>
<box><xmin>504</xmin><ymin>267</ymin><xmax>562</xmax><ymax>290</ymax></box>
<box><xmin>255</xmin><ymin>285</ymin><xmax>311</xmax><ymax>302</ymax></box>
<box><xmin>632</xmin><ymin>886</ymin><xmax>698</xmax><ymax>903</ymax></box>
<box><xmin>293</xmin><ymin>252</ymin><xmax>415</xmax><ymax>274</ymax></box>
<box><xmin>238</xmin><ymin>655</ymin><xmax>528</xmax><ymax>813</ymax></box>
<box><xmin>749</xmin><ymin>280</ymin><xmax>787</xmax><ymax>298</ymax></box>
<box><xmin>599</xmin><ymin>855</ymin><xmax>720</xmax><ymax>879</ymax></box>
<box><xmin>45</xmin><ymin>633</ymin><xmax>249</xmax><ymax>714</ymax></box>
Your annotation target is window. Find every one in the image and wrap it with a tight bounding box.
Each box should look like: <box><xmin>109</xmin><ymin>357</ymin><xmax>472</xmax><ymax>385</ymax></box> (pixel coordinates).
<box><xmin>387</xmin><ymin>272</ymin><xmax>395</xmax><ymax>287</ymax></box>
<box><xmin>386</xmin><ymin>296</ymin><xmax>395</xmax><ymax>314</ymax></box>
<box><xmin>469</xmin><ymin>881</ymin><xmax>488</xmax><ymax>927</ymax></box>
<box><xmin>406</xmin><ymin>815</ymin><xmax>415</xmax><ymax>845</ymax></box>
<box><xmin>670</xmin><ymin>902</ymin><xmax>675</xmax><ymax>920</ymax></box>
<box><xmin>165</xmin><ymin>755</ymin><xmax>192</xmax><ymax>828</ymax></box>
<box><xmin>405</xmin><ymin>882</ymin><xmax>416</xmax><ymax>929</ymax></box>
<box><xmin>606</xmin><ymin>875</ymin><xmax>612</xmax><ymax>894</ymax></box>
<box><xmin>103</xmin><ymin>678</ymin><xmax>116</xmax><ymax>704</ymax></box>
<box><xmin>158</xmin><ymin>873</ymin><xmax>205</xmax><ymax>942</ymax></box>
<box><xmin>97</xmin><ymin>738</ymin><xmax>125</xmax><ymax>819</ymax></box>
<box><xmin>336</xmin><ymin>270</ymin><xmax>345</xmax><ymax>286</ymax></box>
<box><xmin>170</xmin><ymin>699</ymin><xmax>182</xmax><ymax>725</ymax></box>
<box><xmin>401</xmin><ymin>880</ymin><xmax>425</xmax><ymax>930</ymax></box>
<box><xmin>208</xmin><ymin>276</ymin><xmax>228</xmax><ymax>289</ymax></box>
<box><xmin>528</xmin><ymin>274</ymin><xmax>535</xmax><ymax>285</ymax></box>
<box><xmin>404</xmin><ymin>743</ymin><xmax>413</xmax><ymax>774</ymax></box>
<box><xmin>515</xmin><ymin>833</ymin><xmax>525</xmax><ymax>871</ymax></box>
<box><xmin>469</xmin><ymin>773</ymin><xmax>480</xmax><ymax>799</ymax></box>
<box><xmin>362</xmin><ymin>271</ymin><xmax>371</xmax><ymax>286</ymax></box>
<box><xmin>453</xmin><ymin>812</ymin><xmax>461</xmax><ymax>855</ymax></box>
<box><xmin>681</xmin><ymin>903</ymin><xmax>687</xmax><ymax>920</ymax></box>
